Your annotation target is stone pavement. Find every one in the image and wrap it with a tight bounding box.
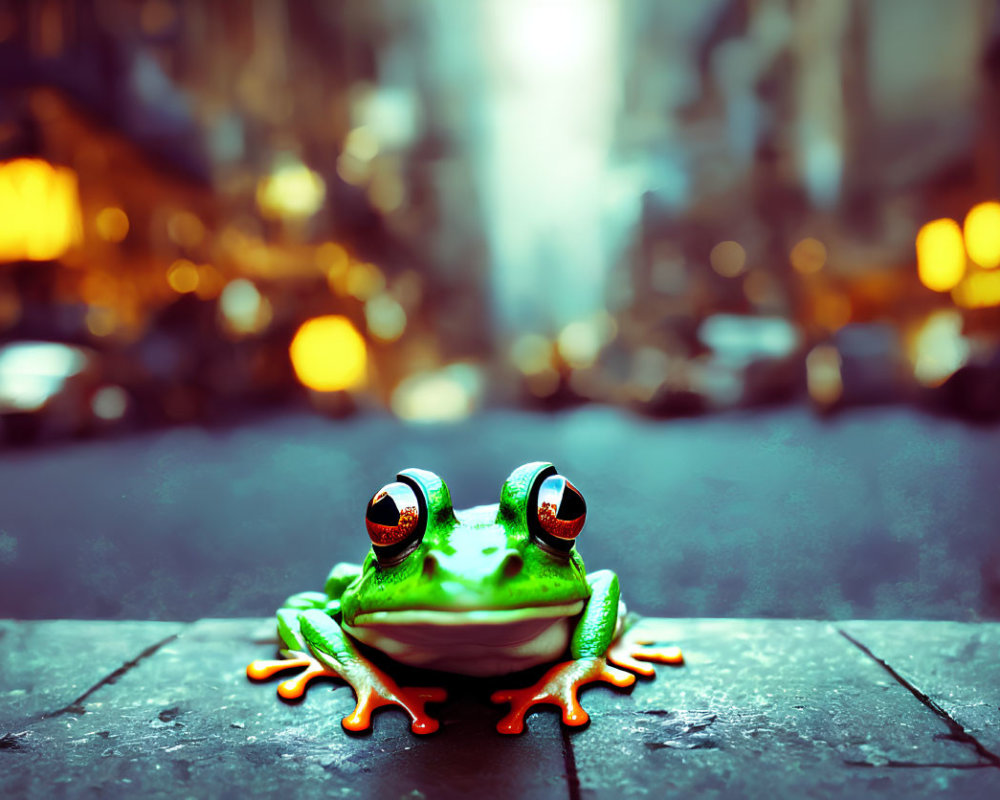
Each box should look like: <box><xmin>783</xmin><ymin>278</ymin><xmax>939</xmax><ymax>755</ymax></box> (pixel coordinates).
<box><xmin>2</xmin><ymin>619</ymin><xmax>999</xmax><ymax>798</ymax></box>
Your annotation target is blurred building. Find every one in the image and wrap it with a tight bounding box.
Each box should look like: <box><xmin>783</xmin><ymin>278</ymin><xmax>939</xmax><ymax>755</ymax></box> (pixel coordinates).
<box><xmin>1</xmin><ymin>0</ymin><xmax>1000</xmax><ymax>437</ymax></box>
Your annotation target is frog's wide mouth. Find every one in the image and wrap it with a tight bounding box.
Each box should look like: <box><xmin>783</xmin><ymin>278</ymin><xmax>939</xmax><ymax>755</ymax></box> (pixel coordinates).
<box><xmin>347</xmin><ymin>600</ymin><xmax>584</xmax><ymax>627</ymax></box>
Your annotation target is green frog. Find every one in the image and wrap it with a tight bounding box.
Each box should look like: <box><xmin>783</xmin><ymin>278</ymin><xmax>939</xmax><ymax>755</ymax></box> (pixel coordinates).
<box><xmin>248</xmin><ymin>462</ymin><xmax>682</xmax><ymax>734</ymax></box>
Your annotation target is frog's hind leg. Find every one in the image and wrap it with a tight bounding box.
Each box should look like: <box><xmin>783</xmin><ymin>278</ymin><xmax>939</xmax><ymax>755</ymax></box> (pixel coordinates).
<box><xmin>606</xmin><ymin>609</ymin><xmax>684</xmax><ymax>677</ymax></box>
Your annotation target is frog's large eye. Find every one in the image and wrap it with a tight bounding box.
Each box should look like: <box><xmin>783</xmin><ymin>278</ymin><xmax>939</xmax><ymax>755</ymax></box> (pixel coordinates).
<box><xmin>366</xmin><ymin>482</ymin><xmax>421</xmax><ymax>549</ymax></box>
<box><xmin>533</xmin><ymin>474</ymin><xmax>586</xmax><ymax>551</ymax></box>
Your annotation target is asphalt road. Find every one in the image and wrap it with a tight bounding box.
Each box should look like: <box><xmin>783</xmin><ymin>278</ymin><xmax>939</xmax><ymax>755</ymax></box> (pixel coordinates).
<box><xmin>1</xmin><ymin>406</ymin><xmax>997</xmax><ymax>621</ymax></box>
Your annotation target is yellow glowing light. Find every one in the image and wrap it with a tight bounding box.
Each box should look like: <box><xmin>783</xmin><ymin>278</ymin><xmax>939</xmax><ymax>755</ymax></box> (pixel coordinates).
<box><xmin>709</xmin><ymin>241</ymin><xmax>746</xmax><ymax>278</ymax></box>
<box><xmin>805</xmin><ymin>345</ymin><xmax>843</xmax><ymax>406</ymax></box>
<box><xmin>0</xmin><ymin>158</ymin><xmax>83</xmax><ymax>262</ymax></box>
<box><xmin>963</xmin><ymin>201</ymin><xmax>1000</xmax><ymax>269</ymax></box>
<box><xmin>916</xmin><ymin>218</ymin><xmax>965</xmax><ymax>292</ymax></box>
<box><xmin>790</xmin><ymin>237</ymin><xmax>827</xmax><ymax>274</ymax></box>
<box><xmin>95</xmin><ymin>207</ymin><xmax>129</xmax><ymax>243</ymax></box>
<box><xmin>289</xmin><ymin>315</ymin><xmax>367</xmax><ymax>392</ymax></box>
<box><xmin>167</xmin><ymin>259</ymin><xmax>200</xmax><ymax>293</ymax></box>
<box><xmin>951</xmin><ymin>270</ymin><xmax>1000</xmax><ymax>309</ymax></box>
<box><xmin>256</xmin><ymin>155</ymin><xmax>326</xmax><ymax>221</ymax></box>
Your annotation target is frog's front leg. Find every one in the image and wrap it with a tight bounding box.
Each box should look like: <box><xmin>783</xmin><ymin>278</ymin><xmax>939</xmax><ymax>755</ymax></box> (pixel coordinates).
<box><xmin>248</xmin><ymin>609</ymin><xmax>446</xmax><ymax>734</ymax></box>
<box><xmin>247</xmin><ymin>562</ymin><xmax>359</xmax><ymax>693</ymax></box>
<box><xmin>247</xmin><ymin>564</ymin><xmax>446</xmax><ymax>734</ymax></box>
<box><xmin>490</xmin><ymin>570</ymin><xmax>682</xmax><ymax>734</ymax></box>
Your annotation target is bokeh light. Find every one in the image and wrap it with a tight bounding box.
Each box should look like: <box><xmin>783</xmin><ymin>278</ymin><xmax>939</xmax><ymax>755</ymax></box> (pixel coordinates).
<box><xmin>289</xmin><ymin>316</ymin><xmax>367</xmax><ymax>392</ymax></box>
<box><xmin>951</xmin><ymin>271</ymin><xmax>1000</xmax><ymax>309</ymax></box>
<box><xmin>91</xmin><ymin>385</ymin><xmax>129</xmax><ymax>421</ymax></box>
<box><xmin>963</xmin><ymin>201</ymin><xmax>1000</xmax><ymax>269</ymax></box>
<box><xmin>0</xmin><ymin>158</ymin><xmax>82</xmax><ymax>262</ymax></box>
<box><xmin>790</xmin><ymin>238</ymin><xmax>827</xmax><ymax>274</ymax></box>
<box><xmin>0</xmin><ymin>341</ymin><xmax>87</xmax><ymax>412</ymax></box>
<box><xmin>256</xmin><ymin>154</ymin><xmax>326</xmax><ymax>220</ymax></box>
<box><xmin>364</xmin><ymin>294</ymin><xmax>407</xmax><ymax>342</ymax></box>
<box><xmin>805</xmin><ymin>344</ymin><xmax>843</xmax><ymax>407</ymax></box>
<box><xmin>916</xmin><ymin>218</ymin><xmax>965</xmax><ymax>292</ymax></box>
<box><xmin>219</xmin><ymin>279</ymin><xmax>272</xmax><ymax>336</ymax></box>
<box><xmin>910</xmin><ymin>310</ymin><xmax>969</xmax><ymax>387</ymax></box>
<box><xmin>167</xmin><ymin>259</ymin><xmax>200</xmax><ymax>294</ymax></box>
<box><xmin>709</xmin><ymin>241</ymin><xmax>747</xmax><ymax>278</ymax></box>
<box><xmin>167</xmin><ymin>211</ymin><xmax>205</xmax><ymax>248</ymax></box>
<box><xmin>95</xmin><ymin>207</ymin><xmax>130</xmax><ymax>243</ymax></box>
<box><xmin>390</xmin><ymin>364</ymin><xmax>481</xmax><ymax>423</ymax></box>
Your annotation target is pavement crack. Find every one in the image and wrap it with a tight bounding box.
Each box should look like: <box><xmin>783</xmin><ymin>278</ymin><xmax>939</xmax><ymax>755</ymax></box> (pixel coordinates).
<box><xmin>43</xmin><ymin>632</ymin><xmax>180</xmax><ymax>719</ymax></box>
<box><xmin>560</xmin><ymin>724</ymin><xmax>582</xmax><ymax>800</ymax></box>
<box><xmin>0</xmin><ymin>731</ymin><xmax>30</xmax><ymax>751</ymax></box>
<box><xmin>839</xmin><ymin>628</ymin><xmax>1000</xmax><ymax>770</ymax></box>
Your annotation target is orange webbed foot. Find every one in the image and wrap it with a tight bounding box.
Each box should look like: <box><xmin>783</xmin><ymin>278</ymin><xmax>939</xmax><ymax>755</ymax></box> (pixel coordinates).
<box><xmin>249</xmin><ymin>649</ymin><xmax>446</xmax><ymax>734</ymax></box>
<box><xmin>342</xmin><ymin>682</ymin><xmax>447</xmax><ymax>735</ymax></box>
<box><xmin>490</xmin><ymin>657</ymin><xmax>635</xmax><ymax>734</ymax></box>
<box><xmin>246</xmin><ymin>651</ymin><xmax>338</xmax><ymax>699</ymax></box>
<box><xmin>607</xmin><ymin>632</ymin><xmax>684</xmax><ymax>677</ymax></box>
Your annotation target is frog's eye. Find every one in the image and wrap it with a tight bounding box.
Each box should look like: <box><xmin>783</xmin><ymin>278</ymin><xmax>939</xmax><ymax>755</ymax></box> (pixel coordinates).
<box><xmin>365</xmin><ymin>482</ymin><xmax>421</xmax><ymax>548</ymax></box>
<box><xmin>534</xmin><ymin>474</ymin><xmax>586</xmax><ymax>548</ymax></box>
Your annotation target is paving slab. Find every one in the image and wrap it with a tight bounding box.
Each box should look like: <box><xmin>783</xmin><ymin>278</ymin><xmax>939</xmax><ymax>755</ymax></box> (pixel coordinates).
<box><xmin>569</xmin><ymin>619</ymin><xmax>1000</xmax><ymax>799</ymax></box>
<box><xmin>841</xmin><ymin>620</ymin><xmax>1000</xmax><ymax>759</ymax></box>
<box><xmin>0</xmin><ymin>618</ymin><xmax>568</xmax><ymax>799</ymax></box>
<box><xmin>2</xmin><ymin>618</ymin><xmax>999</xmax><ymax>798</ymax></box>
<box><xmin>0</xmin><ymin>619</ymin><xmax>184</xmax><ymax>731</ymax></box>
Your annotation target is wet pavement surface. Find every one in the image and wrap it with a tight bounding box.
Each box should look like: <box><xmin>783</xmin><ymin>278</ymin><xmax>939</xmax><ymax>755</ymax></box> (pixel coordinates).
<box><xmin>1</xmin><ymin>617</ymin><xmax>998</xmax><ymax>798</ymax></box>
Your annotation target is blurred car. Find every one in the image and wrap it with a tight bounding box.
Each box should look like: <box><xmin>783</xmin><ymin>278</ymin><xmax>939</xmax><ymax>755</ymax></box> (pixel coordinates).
<box><xmin>0</xmin><ymin>341</ymin><xmax>126</xmax><ymax>444</ymax></box>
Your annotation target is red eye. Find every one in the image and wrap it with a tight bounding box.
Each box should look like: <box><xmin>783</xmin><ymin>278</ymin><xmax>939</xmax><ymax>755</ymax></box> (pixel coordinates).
<box><xmin>536</xmin><ymin>475</ymin><xmax>586</xmax><ymax>541</ymax></box>
<box><xmin>365</xmin><ymin>482</ymin><xmax>420</xmax><ymax>547</ymax></box>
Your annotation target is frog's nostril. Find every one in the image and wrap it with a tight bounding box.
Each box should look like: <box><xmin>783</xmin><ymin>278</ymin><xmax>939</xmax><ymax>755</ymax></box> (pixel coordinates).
<box><xmin>422</xmin><ymin>553</ymin><xmax>438</xmax><ymax>580</ymax></box>
<box><xmin>501</xmin><ymin>552</ymin><xmax>523</xmax><ymax>580</ymax></box>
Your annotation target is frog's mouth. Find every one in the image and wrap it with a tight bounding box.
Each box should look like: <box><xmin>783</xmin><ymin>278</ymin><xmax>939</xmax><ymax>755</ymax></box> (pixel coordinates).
<box><xmin>342</xmin><ymin>600</ymin><xmax>584</xmax><ymax>677</ymax></box>
<box><xmin>347</xmin><ymin>600</ymin><xmax>584</xmax><ymax>627</ymax></box>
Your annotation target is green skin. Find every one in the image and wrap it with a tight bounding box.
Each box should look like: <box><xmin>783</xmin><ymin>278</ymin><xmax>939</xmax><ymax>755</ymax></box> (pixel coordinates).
<box><xmin>281</xmin><ymin>463</ymin><xmax>618</xmax><ymax>662</ymax></box>
<box><xmin>258</xmin><ymin>462</ymin><xmax>672</xmax><ymax>734</ymax></box>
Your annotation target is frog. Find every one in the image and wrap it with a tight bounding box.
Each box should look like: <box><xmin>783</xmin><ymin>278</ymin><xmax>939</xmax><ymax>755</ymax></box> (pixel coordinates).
<box><xmin>247</xmin><ymin>462</ymin><xmax>683</xmax><ymax>734</ymax></box>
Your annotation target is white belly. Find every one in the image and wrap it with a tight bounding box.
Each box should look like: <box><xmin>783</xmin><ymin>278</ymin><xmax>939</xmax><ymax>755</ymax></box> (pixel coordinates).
<box><xmin>343</xmin><ymin>607</ymin><xmax>578</xmax><ymax>677</ymax></box>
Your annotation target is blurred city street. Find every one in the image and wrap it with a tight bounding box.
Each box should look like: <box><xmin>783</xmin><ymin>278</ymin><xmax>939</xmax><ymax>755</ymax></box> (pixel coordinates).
<box><xmin>2</xmin><ymin>405</ymin><xmax>998</xmax><ymax>622</ymax></box>
<box><xmin>4</xmin><ymin>3</ymin><xmax>1000</xmax><ymax>793</ymax></box>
